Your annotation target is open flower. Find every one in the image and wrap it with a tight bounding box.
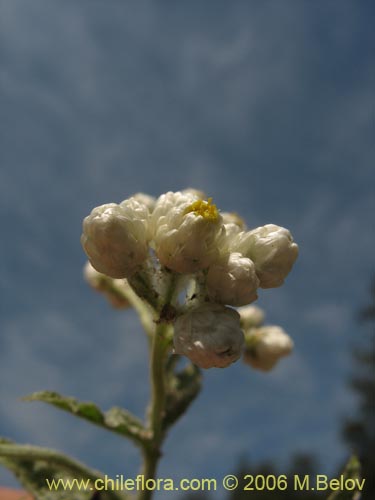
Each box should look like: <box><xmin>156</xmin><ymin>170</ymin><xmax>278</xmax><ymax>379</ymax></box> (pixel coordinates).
<box><xmin>232</xmin><ymin>224</ymin><xmax>299</xmax><ymax>288</ymax></box>
<box><xmin>206</xmin><ymin>252</ymin><xmax>259</xmax><ymax>306</ymax></box>
<box><xmin>151</xmin><ymin>192</ymin><xmax>224</xmax><ymax>273</ymax></box>
<box><xmin>81</xmin><ymin>198</ymin><xmax>150</xmax><ymax>279</ymax></box>
<box><xmin>174</xmin><ymin>303</ymin><xmax>244</xmax><ymax>368</ymax></box>
<box><xmin>243</xmin><ymin>325</ymin><xmax>293</xmax><ymax>371</ymax></box>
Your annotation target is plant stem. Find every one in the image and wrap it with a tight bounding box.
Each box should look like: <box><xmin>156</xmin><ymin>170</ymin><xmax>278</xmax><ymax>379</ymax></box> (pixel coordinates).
<box><xmin>139</xmin><ymin>323</ymin><xmax>170</xmax><ymax>500</ymax></box>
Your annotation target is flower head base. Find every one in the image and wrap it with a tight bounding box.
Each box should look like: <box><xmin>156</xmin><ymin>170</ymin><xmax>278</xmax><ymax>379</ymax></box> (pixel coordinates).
<box><xmin>243</xmin><ymin>325</ymin><xmax>293</xmax><ymax>371</ymax></box>
<box><xmin>184</xmin><ymin>198</ymin><xmax>219</xmax><ymax>223</ymax></box>
<box><xmin>174</xmin><ymin>304</ymin><xmax>244</xmax><ymax>369</ymax></box>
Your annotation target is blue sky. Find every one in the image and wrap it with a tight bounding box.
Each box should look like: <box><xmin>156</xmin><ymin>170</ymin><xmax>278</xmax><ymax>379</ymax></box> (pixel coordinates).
<box><xmin>0</xmin><ymin>1</ymin><xmax>374</xmax><ymax>497</ymax></box>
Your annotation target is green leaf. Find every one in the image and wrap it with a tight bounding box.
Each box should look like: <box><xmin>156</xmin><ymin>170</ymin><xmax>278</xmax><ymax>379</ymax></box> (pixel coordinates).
<box><xmin>0</xmin><ymin>438</ymin><xmax>128</xmax><ymax>500</ymax></box>
<box><xmin>23</xmin><ymin>391</ymin><xmax>149</xmax><ymax>447</ymax></box>
<box><xmin>163</xmin><ymin>363</ymin><xmax>202</xmax><ymax>431</ymax></box>
<box><xmin>24</xmin><ymin>392</ymin><xmax>104</xmax><ymax>423</ymax></box>
<box><xmin>327</xmin><ymin>456</ymin><xmax>362</xmax><ymax>500</ymax></box>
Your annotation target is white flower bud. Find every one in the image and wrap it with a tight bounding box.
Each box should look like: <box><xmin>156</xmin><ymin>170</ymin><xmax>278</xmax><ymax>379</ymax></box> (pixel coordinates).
<box><xmin>238</xmin><ymin>304</ymin><xmax>265</xmax><ymax>329</ymax></box>
<box><xmin>151</xmin><ymin>192</ymin><xmax>224</xmax><ymax>273</ymax></box>
<box><xmin>243</xmin><ymin>325</ymin><xmax>293</xmax><ymax>371</ymax></box>
<box><xmin>206</xmin><ymin>252</ymin><xmax>259</xmax><ymax>306</ymax></box>
<box><xmin>174</xmin><ymin>303</ymin><xmax>244</xmax><ymax>369</ymax></box>
<box><xmin>83</xmin><ymin>261</ymin><xmax>131</xmax><ymax>308</ymax></box>
<box><xmin>233</xmin><ymin>224</ymin><xmax>298</xmax><ymax>288</ymax></box>
<box><xmin>81</xmin><ymin>199</ymin><xmax>150</xmax><ymax>279</ymax></box>
<box><xmin>131</xmin><ymin>192</ymin><xmax>156</xmax><ymax>212</ymax></box>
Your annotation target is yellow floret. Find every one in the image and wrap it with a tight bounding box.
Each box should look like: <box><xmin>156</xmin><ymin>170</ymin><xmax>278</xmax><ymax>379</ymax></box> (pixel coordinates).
<box><xmin>184</xmin><ymin>198</ymin><xmax>219</xmax><ymax>222</ymax></box>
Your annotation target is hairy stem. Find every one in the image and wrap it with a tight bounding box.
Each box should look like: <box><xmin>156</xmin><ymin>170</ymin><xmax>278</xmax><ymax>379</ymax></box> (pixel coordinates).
<box><xmin>139</xmin><ymin>323</ymin><xmax>170</xmax><ymax>500</ymax></box>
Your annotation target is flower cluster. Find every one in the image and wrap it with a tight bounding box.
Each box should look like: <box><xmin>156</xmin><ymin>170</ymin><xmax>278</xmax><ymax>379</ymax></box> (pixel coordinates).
<box><xmin>81</xmin><ymin>189</ymin><xmax>298</xmax><ymax>369</ymax></box>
